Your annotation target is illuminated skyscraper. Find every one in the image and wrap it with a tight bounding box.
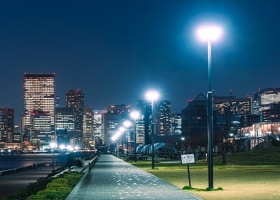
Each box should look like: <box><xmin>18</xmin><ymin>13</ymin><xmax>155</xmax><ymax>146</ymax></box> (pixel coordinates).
<box><xmin>157</xmin><ymin>100</ymin><xmax>172</xmax><ymax>136</ymax></box>
<box><xmin>0</xmin><ymin>108</ymin><xmax>14</xmax><ymax>143</ymax></box>
<box><xmin>65</xmin><ymin>89</ymin><xmax>84</xmax><ymax>141</ymax></box>
<box><xmin>93</xmin><ymin>110</ymin><xmax>106</xmax><ymax>146</ymax></box>
<box><xmin>55</xmin><ymin>107</ymin><xmax>75</xmax><ymax>146</ymax></box>
<box><xmin>137</xmin><ymin>100</ymin><xmax>152</xmax><ymax>145</ymax></box>
<box><xmin>31</xmin><ymin>109</ymin><xmax>52</xmax><ymax>148</ymax></box>
<box><xmin>22</xmin><ymin>73</ymin><xmax>55</xmax><ymax>144</ymax></box>
<box><xmin>83</xmin><ymin>107</ymin><xmax>94</xmax><ymax>148</ymax></box>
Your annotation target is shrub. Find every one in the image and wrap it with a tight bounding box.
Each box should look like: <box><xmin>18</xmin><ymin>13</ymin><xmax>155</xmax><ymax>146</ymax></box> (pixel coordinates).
<box><xmin>26</xmin><ymin>172</ymin><xmax>82</xmax><ymax>200</ymax></box>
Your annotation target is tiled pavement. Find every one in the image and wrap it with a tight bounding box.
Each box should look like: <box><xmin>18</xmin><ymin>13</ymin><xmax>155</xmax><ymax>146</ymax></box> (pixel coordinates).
<box><xmin>66</xmin><ymin>154</ymin><xmax>201</xmax><ymax>200</ymax></box>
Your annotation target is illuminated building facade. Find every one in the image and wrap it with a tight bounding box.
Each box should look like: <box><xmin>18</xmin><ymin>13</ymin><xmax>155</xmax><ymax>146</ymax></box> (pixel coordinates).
<box><xmin>23</xmin><ymin>73</ymin><xmax>55</xmax><ymax>143</ymax></box>
<box><xmin>31</xmin><ymin>110</ymin><xmax>53</xmax><ymax>148</ymax></box>
<box><xmin>65</xmin><ymin>89</ymin><xmax>84</xmax><ymax>140</ymax></box>
<box><xmin>182</xmin><ymin>93</ymin><xmax>252</xmax><ymax>148</ymax></box>
<box><xmin>83</xmin><ymin>107</ymin><xmax>94</xmax><ymax>148</ymax></box>
<box><xmin>136</xmin><ymin>100</ymin><xmax>172</xmax><ymax>144</ymax></box>
<box><xmin>55</xmin><ymin>107</ymin><xmax>75</xmax><ymax>146</ymax></box>
<box><xmin>171</xmin><ymin>113</ymin><xmax>182</xmax><ymax>135</ymax></box>
<box><xmin>136</xmin><ymin>100</ymin><xmax>151</xmax><ymax>145</ymax></box>
<box><xmin>0</xmin><ymin>108</ymin><xmax>14</xmax><ymax>143</ymax></box>
<box><xmin>252</xmin><ymin>88</ymin><xmax>280</xmax><ymax>115</ymax></box>
<box><xmin>156</xmin><ymin>100</ymin><xmax>172</xmax><ymax>136</ymax></box>
<box><xmin>93</xmin><ymin>110</ymin><xmax>106</xmax><ymax>146</ymax></box>
<box><xmin>214</xmin><ymin>95</ymin><xmax>251</xmax><ymax>128</ymax></box>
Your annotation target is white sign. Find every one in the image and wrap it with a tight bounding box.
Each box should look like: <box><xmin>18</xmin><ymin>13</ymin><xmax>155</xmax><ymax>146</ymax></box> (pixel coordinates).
<box><xmin>181</xmin><ymin>154</ymin><xmax>195</xmax><ymax>164</ymax></box>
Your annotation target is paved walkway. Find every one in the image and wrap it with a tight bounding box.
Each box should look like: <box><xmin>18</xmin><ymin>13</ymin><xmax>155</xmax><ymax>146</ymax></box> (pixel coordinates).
<box><xmin>66</xmin><ymin>154</ymin><xmax>201</xmax><ymax>200</ymax></box>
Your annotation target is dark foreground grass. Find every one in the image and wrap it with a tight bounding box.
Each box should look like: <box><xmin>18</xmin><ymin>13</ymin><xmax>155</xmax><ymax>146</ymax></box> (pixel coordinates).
<box><xmin>131</xmin><ymin>147</ymin><xmax>280</xmax><ymax>200</ymax></box>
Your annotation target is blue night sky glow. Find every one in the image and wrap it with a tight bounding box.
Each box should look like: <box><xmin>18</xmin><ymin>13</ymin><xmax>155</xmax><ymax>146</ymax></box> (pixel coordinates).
<box><xmin>1</xmin><ymin>0</ymin><xmax>280</xmax><ymax>123</ymax></box>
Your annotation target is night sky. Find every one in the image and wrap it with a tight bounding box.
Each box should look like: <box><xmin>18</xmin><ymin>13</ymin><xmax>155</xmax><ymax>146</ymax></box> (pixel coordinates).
<box><xmin>1</xmin><ymin>0</ymin><xmax>280</xmax><ymax>124</ymax></box>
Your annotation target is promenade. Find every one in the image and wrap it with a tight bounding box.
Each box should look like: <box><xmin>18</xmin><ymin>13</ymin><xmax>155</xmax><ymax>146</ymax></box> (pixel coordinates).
<box><xmin>66</xmin><ymin>154</ymin><xmax>201</xmax><ymax>200</ymax></box>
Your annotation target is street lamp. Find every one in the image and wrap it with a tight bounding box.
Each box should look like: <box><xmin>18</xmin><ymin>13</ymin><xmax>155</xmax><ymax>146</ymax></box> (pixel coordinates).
<box><xmin>50</xmin><ymin>142</ymin><xmax>56</xmax><ymax>172</ymax></box>
<box><xmin>123</xmin><ymin>120</ymin><xmax>132</xmax><ymax>159</ymax></box>
<box><xmin>196</xmin><ymin>24</ymin><xmax>223</xmax><ymax>190</ymax></box>
<box><xmin>118</xmin><ymin>126</ymin><xmax>126</xmax><ymax>156</ymax></box>
<box><xmin>181</xmin><ymin>136</ymin><xmax>185</xmax><ymax>152</ymax></box>
<box><xmin>112</xmin><ymin>128</ymin><xmax>125</xmax><ymax>157</ymax></box>
<box><xmin>130</xmin><ymin>110</ymin><xmax>140</xmax><ymax>162</ymax></box>
<box><xmin>145</xmin><ymin>90</ymin><xmax>160</xmax><ymax>169</ymax></box>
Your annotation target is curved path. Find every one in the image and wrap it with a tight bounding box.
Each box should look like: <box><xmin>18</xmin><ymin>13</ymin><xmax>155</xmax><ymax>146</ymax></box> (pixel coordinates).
<box><xmin>66</xmin><ymin>154</ymin><xmax>201</xmax><ymax>200</ymax></box>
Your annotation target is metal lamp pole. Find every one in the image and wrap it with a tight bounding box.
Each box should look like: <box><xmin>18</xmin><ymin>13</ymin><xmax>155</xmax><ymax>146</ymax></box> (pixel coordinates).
<box><xmin>207</xmin><ymin>40</ymin><xmax>214</xmax><ymax>189</ymax></box>
<box><xmin>52</xmin><ymin>150</ymin><xmax>55</xmax><ymax>172</ymax></box>
<box><xmin>145</xmin><ymin>90</ymin><xmax>159</xmax><ymax>169</ymax></box>
<box><xmin>50</xmin><ymin>142</ymin><xmax>56</xmax><ymax>173</ymax></box>
<box><xmin>130</xmin><ymin>111</ymin><xmax>140</xmax><ymax>162</ymax></box>
<box><xmin>196</xmin><ymin>24</ymin><xmax>223</xmax><ymax>190</ymax></box>
<box><xmin>151</xmin><ymin>100</ymin><xmax>155</xmax><ymax>169</ymax></box>
<box><xmin>123</xmin><ymin>121</ymin><xmax>132</xmax><ymax>159</ymax></box>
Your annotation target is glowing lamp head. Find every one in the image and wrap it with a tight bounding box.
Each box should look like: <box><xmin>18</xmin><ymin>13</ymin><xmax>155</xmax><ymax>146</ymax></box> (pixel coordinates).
<box><xmin>130</xmin><ymin>110</ymin><xmax>140</xmax><ymax>120</ymax></box>
<box><xmin>196</xmin><ymin>24</ymin><xmax>223</xmax><ymax>42</ymax></box>
<box><xmin>123</xmin><ymin>120</ymin><xmax>132</xmax><ymax>128</ymax></box>
<box><xmin>50</xmin><ymin>142</ymin><xmax>56</xmax><ymax>149</ymax></box>
<box><xmin>119</xmin><ymin>127</ymin><xmax>125</xmax><ymax>132</ymax></box>
<box><xmin>145</xmin><ymin>90</ymin><xmax>160</xmax><ymax>102</ymax></box>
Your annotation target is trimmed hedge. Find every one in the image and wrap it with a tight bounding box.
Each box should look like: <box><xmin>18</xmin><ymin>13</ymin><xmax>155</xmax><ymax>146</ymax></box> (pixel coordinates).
<box><xmin>26</xmin><ymin>172</ymin><xmax>83</xmax><ymax>200</ymax></box>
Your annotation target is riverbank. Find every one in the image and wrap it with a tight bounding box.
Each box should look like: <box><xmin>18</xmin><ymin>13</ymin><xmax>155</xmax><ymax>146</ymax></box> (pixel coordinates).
<box><xmin>0</xmin><ymin>164</ymin><xmax>56</xmax><ymax>197</ymax></box>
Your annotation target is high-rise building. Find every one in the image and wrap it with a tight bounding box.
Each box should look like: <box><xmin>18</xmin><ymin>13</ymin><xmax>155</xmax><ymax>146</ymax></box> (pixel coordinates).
<box><xmin>55</xmin><ymin>107</ymin><xmax>75</xmax><ymax>146</ymax></box>
<box><xmin>262</xmin><ymin>102</ymin><xmax>280</xmax><ymax>122</ymax></box>
<box><xmin>136</xmin><ymin>100</ymin><xmax>179</xmax><ymax>148</ymax></box>
<box><xmin>65</xmin><ymin>89</ymin><xmax>84</xmax><ymax>137</ymax></box>
<box><xmin>171</xmin><ymin>113</ymin><xmax>182</xmax><ymax>135</ymax></box>
<box><xmin>157</xmin><ymin>100</ymin><xmax>172</xmax><ymax>136</ymax></box>
<box><xmin>93</xmin><ymin>110</ymin><xmax>106</xmax><ymax>146</ymax></box>
<box><xmin>22</xmin><ymin>73</ymin><xmax>55</xmax><ymax>144</ymax></box>
<box><xmin>136</xmin><ymin>100</ymin><xmax>152</xmax><ymax>145</ymax></box>
<box><xmin>0</xmin><ymin>108</ymin><xmax>14</xmax><ymax>143</ymax></box>
<box><xmin>83</xmin><ymin>107</ymin><xmax>94</xmax><ymax>149</ymax></box>
<box><xmin>31</xmin><ymin>109</ymin><xmax>53</xmax><ymax>149</ymax></box>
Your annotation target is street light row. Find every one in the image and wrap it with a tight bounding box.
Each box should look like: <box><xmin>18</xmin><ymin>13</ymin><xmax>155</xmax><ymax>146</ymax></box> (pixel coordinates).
<box><xmin>111</xmin><ymin>90</ymin><xmax>160</xmax><ymax>142</ymax></box>
<box><xmin>111</xmin><ymin>90</ymin><xmax>160</xmax><ymax>165</ymax></box>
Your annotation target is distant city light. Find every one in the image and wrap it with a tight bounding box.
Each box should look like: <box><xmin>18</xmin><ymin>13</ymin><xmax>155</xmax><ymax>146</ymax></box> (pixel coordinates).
<box><xmin>130</xmin><ymin>110</ymin><xmax>140</xmax><ymax>120</ymax></box>
<box><xmin>123</xmin><ymin>120</ymin><xmax>132</xmax><ymax>128</ymax></box>
<box><xmin>50</xmin><ymin>142</ymin><xmax>56</xmax><ymax>149</ymax></box>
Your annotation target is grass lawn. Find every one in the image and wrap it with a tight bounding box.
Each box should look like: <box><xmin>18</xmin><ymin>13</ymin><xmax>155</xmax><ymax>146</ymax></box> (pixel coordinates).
<box><xmin>130</xmin><ymin>147</ymin><xmax>280</xmax><ymax>200</ymax></box>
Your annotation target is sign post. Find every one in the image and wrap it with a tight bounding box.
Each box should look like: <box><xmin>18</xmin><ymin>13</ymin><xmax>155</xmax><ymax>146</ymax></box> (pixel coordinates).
<box><xmin>181</xmin><ymin>154</ymin><xmax>195</xmax><ymax>187</ymax></box>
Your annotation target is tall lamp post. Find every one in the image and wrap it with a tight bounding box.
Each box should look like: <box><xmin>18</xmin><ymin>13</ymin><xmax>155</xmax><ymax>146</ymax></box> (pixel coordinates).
<box><xmin>123</xmin><ymin>120</ymin><xmax>132</xmax><ymax>159</ymax></box>
<box><xmin>196</xmin><ymin>24</ymin><xmax>223</xmax><ymax>190</ymax></box>
<box><xmin>50</xmin><ymin>142</ymin><xmax>56</xmax><ymax>172</ymax></box>
<box><xmin>145</xmin><ymin>90</ymin><xmax>160</xmax><ymax>169</ymax></box>
<box><xmin>130</xmin><ymin>110</ymin><xmax>140</xmax><ymax>162</ymax></box>
<box><xmin>118</xmin><ymin>126</ymin><xmax>126</xmax><ymax>156</ymax></box>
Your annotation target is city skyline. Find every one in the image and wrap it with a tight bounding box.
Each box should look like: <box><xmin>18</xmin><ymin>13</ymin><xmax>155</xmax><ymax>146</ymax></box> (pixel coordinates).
<box><xmin>1</xmin><ymin>1</ymin><xmax>280</xmax><ymax>124</ymax></box>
